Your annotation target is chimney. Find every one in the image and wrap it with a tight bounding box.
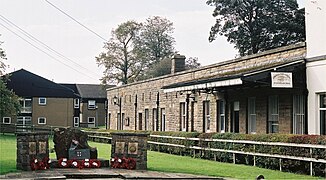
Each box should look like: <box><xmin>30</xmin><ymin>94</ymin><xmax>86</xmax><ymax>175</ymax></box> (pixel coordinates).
<box><xmin>171</xmin><ymin>54</ymin><xmax>186</xmax><ymax>74</ymax></box>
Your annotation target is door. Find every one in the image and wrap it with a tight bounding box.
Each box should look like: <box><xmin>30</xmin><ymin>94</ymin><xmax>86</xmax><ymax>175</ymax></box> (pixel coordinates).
<box><xmin>138</xmin><ymin>113</ymin><xmax>143</xmax><ymax>130</ymax></box>
<box><xmin>232</xmin><ymin>101</ymin><xmax>240</xmax><ymax>133</ymax></box>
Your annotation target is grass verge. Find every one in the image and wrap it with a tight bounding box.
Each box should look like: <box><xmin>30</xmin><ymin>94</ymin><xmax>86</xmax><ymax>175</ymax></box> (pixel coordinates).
<box><xmin>1</xmin><ymin>134</ymin><xmax>320</xmax><ymax>179</ymax></box>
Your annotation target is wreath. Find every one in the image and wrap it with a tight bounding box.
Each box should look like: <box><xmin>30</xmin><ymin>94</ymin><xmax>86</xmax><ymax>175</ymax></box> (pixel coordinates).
<box><xmin>90</xmin><ymin>159</ymin><xmax>101</xmax><ymax>168</ymax></box>
<box><xmin>110</xmin><ymin>156</ymin><xmax>136</xmax><ymax>170</ymax></box>
<box><xmin>58</xmin><ymin>158</ymin><xmax>70</xmax><ymax>168</ymax></box>
<box><xmin>110</xmin><ymin>157</ymin><xmax>122</xmax><ymax>168</ymax></box>
<box><xmin>30</xmin><ymin>157</ymin><xmax>51</xmax><ymax>171</ymax></box>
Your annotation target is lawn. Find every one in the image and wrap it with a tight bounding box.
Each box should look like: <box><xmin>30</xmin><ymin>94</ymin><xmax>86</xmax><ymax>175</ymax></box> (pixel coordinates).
<box><xmin>0</xmin><ymin>134</ymin><xmax>320</xmax><ymax>179</ymax></box>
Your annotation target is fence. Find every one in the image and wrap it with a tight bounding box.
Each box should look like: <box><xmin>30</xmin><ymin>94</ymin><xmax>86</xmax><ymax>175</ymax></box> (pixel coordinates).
<box><xmin>0</xmin><ymin>123</ymin><xmax>60</xmax><ymax>135</ymax></box>
<box><xmin>84</xmin><ymin>131</ymin><xmax>326</xmax><ymax>176</ymax></box>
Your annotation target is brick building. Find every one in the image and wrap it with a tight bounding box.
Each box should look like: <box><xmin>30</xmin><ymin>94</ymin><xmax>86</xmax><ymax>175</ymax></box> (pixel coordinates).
<box><xmin>107</xmin><ymin>43</ymin><xmax>307</xmax><ymax>134</ymax></box>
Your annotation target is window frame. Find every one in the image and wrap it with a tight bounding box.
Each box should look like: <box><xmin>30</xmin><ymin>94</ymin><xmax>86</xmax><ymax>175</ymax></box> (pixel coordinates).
<box><xmin>74</xmin><ymin>99</ymin><xmax>80</xmax><ymax>109</ymax></box>
<box><xmin>161</xmin><ymin>108</ymin><xmax>166</xmax><ymax>131</ymax></box>
<box><xmin>319</xmin><ymin>93</ymin><xmax>326</xmax><ymax>135</ymax></box>
<box><xmin>180</xmin><ymin>102</ymin><xmax>186</xmax><ymax>131</ymax></box>
<box><xmin>293</xmin><ymin>95</ymin><xmax>305</xmax><ymax>134</ymax></box>
<box><xmin>248</xmin><ymin>97</ymin><xmax>256</xmax><ymax>134</ymax></box>
<box><xmin>73</xmin><ymin>117</ymin><xmax>79</xmax><ymax>127</ymax></box>
<box><xmin>218</xmin><ymin>100</ymin><xmax>225</xmax><ymax>133</ymax></box>
<box><xmin>2</xmin><ymin>117</ymin><xmax>11</xmax><ymax>124</ymax></box>
<box><xmin>268</xmin><ymin>95</ymin><xmax>279</xmax><ymax>133</ymax></box>
<box><xmin>38</xmin><ymin>117</ymin><xmax>46</xmax><ymax>125</ymax></box>
<box><xmin>88</xmin><ymin>100</ymin><xmax>96</xmax><ymax>109</ymax></box>
<box><xmin>203</xmin><ymin>101</ymin><xmax>210</xmax><ymax>132</ymax></box>
<box><xmin>39</xmin><ymin>97</ymin><xmax>46</xmax><ymax>105</ymax></box>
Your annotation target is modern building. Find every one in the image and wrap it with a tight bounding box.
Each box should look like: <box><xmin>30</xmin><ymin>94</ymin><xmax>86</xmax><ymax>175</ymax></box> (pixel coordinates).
<box><xmin>306</xmin><ymin>0</ymin><xmax>326</xmax><ymax>135</ymax></box>
<box><xmin>2</xmin><ymin>69</ymin><xmax>109</xmax><ymax>128</ymax></box>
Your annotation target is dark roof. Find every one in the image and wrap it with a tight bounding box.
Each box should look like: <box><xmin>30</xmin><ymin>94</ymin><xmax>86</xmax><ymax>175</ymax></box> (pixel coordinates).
<box><xmin>60</xmin><ymin>83</ymin><xmax>78</xmax><ymax>93</ymax></box>
<box><xmin>76</xmin><ymin>84</ymin><xmax>109</xmax><ymax>99</ymax></box>
<box><xmin>5</xmin><ymin>69</ymin><xmax>78</xmax><ymax>98</ymax></box>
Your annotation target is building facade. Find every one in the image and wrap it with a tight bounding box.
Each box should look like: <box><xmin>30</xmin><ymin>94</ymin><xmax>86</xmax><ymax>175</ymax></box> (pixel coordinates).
<box><xmin>2</xmin><ymin>69</ymin><xmax>109</xmax><ymax>129</ymax></box>
<box><xmin>107</xmin><ymin>44</ymin><xmax>307</xmax><ymax>134</ymax></box>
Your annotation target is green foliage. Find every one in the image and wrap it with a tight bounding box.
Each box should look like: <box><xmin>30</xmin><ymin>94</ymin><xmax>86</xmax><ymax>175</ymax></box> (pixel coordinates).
<box><xmin>206</xmin><ymin>0</ymin><xmax>305</xmax><ymax>56</ymax></box>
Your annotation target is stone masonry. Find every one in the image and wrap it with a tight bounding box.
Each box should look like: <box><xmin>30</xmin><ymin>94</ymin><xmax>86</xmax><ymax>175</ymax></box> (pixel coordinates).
<box><xmin>107</xmin><ymin>43</ymin><xmax>306</xmax><ymax>134</ymax></box>
<box><xmin>16</xmin><ymin>132</ymin><xmax>49</xmax><ymax>171</ymax></box>
<box><xmin>111</xmin><ymin>132</ymin><xmax>149</xmax><ymax>170</ymax></box>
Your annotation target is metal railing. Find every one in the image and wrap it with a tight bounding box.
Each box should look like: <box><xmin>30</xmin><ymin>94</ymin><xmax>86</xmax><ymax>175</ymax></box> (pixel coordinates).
<box><xmin>84</xmin><ymin>131</ymin><xmax>326</xmax><ymax>176</ymax></box>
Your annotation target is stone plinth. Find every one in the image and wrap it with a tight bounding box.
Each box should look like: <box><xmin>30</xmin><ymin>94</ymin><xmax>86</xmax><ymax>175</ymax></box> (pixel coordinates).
<box><xmin>111</xmin><ymin>132</ymin><xmax>149</xmax><ymax>170</ymax></box>
<box><xmin>16</xmin><ymin>132</ymin><xmax>49</xmax><ymax>171</ymax></box>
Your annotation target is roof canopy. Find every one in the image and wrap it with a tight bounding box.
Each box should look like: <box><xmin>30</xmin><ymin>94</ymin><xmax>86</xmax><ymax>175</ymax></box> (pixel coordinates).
<box><xmin>162</xmin><ymin>59</ymin><xmax>305</xmax><ymax>93</ymax></box>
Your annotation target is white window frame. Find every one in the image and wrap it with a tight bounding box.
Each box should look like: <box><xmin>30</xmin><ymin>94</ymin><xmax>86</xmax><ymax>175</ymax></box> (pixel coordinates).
<box><xmin>145</xmin><ymin>109</ymin><xmax>149</xmax><ymax>130</ymax></box>
<box><xmin>88</xmin><ymin>100</ymin><xmax>96</xmax><ymax>109</ymax></box>
<box><xmin>180</xmin><ymin>102</ymin><xmax>186</xmax><ymax>131</ymax></box>
<box><xmin>20</xmin><ymin>98</ymin><xmax>32</xmax><ymax>113</ymax></box>
<box><xmin>88</xmin><ymin>117</ymin><xmax>96</xmax><ymax>128</ymax></box>
<box><xmin>293</xmin><ymin>95</ymin><xmax>305</xmax><ymax>134</ymax></box>
<box><xmin>39</xmin><ymin>97</ymin><xmax>46</xmax><ymax>105</ymax></box>
<box><xmin>38</xmin><ymin>117</ymin><xmax>46</xmax><ymax>125</ymax></box>
<box><xmin>218</xmin><ymin>100</ymin><xmax>225</xmax><ymax>133</ymax></box>
<box><xmin>161</xmin><ymin>108</ymin><xmax>166</xmax><ymax>131</ymax></box>
<box><xmin>2</xmin><ymin>117</ymin><xmax>11</xmax><ymax>124</ymax></box>
<box><xmin>268</xmin><ymin>95</ymin><xmax>279</xmax><ymax>133</ymax></box>
<box><xmin>153</xmin><ymin>108</ymin><xmax>157</xmax><ymax>131</ymax></box>
<box><xmin>204</xmin><ymin>101</ymin><xmax>210</xmax><ymax>132</ymax></box>
<box><xmin>248</xmin><ymin>97</ymin><xmax>256</xmax><ymax>134</ymax></box>
<box><xmin>74</xmin><ymin>99</ymin><xmax>80</xmax><ymax>109</ymax></box>
<box><xmin>73</xmin><ymin>117</ymin><xmax>79</xmax><ymax>127</ymax></box>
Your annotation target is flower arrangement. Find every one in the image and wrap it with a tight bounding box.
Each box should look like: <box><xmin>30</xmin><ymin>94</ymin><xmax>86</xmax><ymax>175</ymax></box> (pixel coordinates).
<box><xmin>30</xmin><ymin>157</ymin><xmax>51</xmax><ymax>171</ymax></box>
<box><xmin>58</xmin><ymin>158</ymin><xmax>101</xmax><ymax>168</ymax></box>
<box><xmin>110</xmin><ymin>157</ymin><xmax>136</xmax><ymax>170</ymax></box>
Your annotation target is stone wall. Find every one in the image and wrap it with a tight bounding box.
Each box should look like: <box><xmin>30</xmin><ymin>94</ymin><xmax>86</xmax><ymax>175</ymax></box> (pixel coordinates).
<box><xmin>16</xmin><ymin>132</ymin><xmax>49</xmax><ymax>171</ymax></box>
<box><xmin>107</xmin><ymin>43</ymin><xmax>306</xmax><ymax>133</ymax></box>
<box><xmin>111</xmin><ymin>132</ymin><xmax>149</xmax><ymax>170</ymax></box>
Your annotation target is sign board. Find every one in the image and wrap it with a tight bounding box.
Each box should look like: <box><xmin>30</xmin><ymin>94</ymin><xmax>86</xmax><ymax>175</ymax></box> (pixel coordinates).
<box><xmin>271</xmin><ymin>72</ymin><xmax>293</xmax><ymax>88</ymax></box>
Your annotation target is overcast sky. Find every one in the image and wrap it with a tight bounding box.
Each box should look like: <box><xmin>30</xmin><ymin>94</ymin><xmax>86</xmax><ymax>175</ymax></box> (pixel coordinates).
<box><xmin>0</xmin><ymin>0</ymin><xmax>304</xmax><ymax>84</ymax></box>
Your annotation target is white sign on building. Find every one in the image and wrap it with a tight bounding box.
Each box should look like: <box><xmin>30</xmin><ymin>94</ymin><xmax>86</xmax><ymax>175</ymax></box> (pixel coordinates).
<box><xmin>271</xmin><ymin>72</ymin><xmax>293</xmax><ymax>88</ymax></box>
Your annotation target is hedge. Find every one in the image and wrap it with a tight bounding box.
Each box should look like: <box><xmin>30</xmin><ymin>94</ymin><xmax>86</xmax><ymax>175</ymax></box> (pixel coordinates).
<box><xmin>85</xmin><ymin>130</ymin><xmax>326</xmax><ymax>177</ymax></box>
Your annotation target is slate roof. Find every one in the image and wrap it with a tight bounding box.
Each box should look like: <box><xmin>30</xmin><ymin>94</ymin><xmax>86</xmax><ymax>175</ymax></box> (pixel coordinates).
<box><xmin>76</xmin><ymin>84</ymin><xmax>109</xmax><ymax>99</ymax></box>
<box><xmin>5</xmin><ymin>69</ymin><xmax>78</xmax><ymax>98</ymax></box>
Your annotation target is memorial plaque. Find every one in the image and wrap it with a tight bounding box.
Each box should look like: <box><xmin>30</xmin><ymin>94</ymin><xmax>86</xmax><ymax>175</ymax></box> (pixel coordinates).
<box><xmin>68</xmin><ymin>149</ymin><xmax>90</xmax><ymax>160</ymax></box>
<box><xmin>38</xmin><ymin>141</ymin><xmax>47</xmax><ymax>154</ymax></box>
<box><xmin>128</xmin><ymin>142</ymin><xmax>138</xmax><ymax>155</ymax></box>
<box><xmin>115</xmin><ymin>142</ymin><xmax>125</xmax><ymax>154</ymax></box>
<box><xmin>29</xmin><ymin>142</ymin><xmax>36</xmax><ymax>155</ymax></box>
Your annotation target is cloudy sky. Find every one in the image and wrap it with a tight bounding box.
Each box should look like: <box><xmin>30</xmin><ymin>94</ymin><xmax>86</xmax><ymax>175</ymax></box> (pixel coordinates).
<box><xmin>0</xmin><ymin>0</ymin><xmax>304</xmax><ymax>84</ymax></box>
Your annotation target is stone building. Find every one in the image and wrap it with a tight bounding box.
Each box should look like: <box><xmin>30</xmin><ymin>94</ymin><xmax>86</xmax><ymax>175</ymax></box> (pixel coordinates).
<box><xmin>107</xmin><ymin>43</ymin><xmax>307</xmax><ymax>134</ymax></box>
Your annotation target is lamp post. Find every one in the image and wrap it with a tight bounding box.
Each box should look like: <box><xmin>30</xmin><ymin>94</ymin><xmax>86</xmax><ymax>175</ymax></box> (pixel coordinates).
<box><xmin>113</xmin><ymin>96</ymin><xmax>122</xmax><ymax>130</ymax></box>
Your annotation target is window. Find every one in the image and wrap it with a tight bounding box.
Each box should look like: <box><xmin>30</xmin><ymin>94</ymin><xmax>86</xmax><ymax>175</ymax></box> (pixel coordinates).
<box><xmin>88</xmin><ymin>117</ymin><xmax>95</xmax><ymax>128</ymax></box>
<box><xmin>218</xmin><ymin>100</ymin><xmax>225</xmax><ymax>133</ymax></box>
<box><xmin>2</xmin><ymin>117</ymin><xmax>11</xmax><ymax>124</ymax></box>
<box><xmin>203</xmin><ymin>101</ymin><xmax>210</xmax><ymax>132</ymax></box>
<box><xmin>320</xmin><ymin>94</ymin><xmax>326</xmax><ymax>135</ymax></box>
<box><xmin>38</xmin><ymin>117</ymin><xmax>46</xmax><ymax>125</ymax></box>
<box><xmin>74</xmin><ymin>99</ymin><xmax>80</xmax><ymax>108</ymax></box>
<box><xmin>152</xmin><ymin>108</ymin><xmax>157</xmax><ymax>131</ymax></box>
<box><xmin>248</xmin><ymin>97</ymin><xmax>256</xmax><ymax>134</ymax></box>
<box><xmin>161</xmin><ymin>108</ymin><xmax>166</xmax><ymax>131</ymax></box>
<box><xmin>293</xmin><ymin>95</ymin><xmax>305</xmax><ymax>134</ymax></box>
<box><xmin>88</xmin><ymin>100</ymin><xmax>96</xmax><ymax>109</ymax></box>
<box><xmin>145</xmin><ymin>109</ymin><xmax>149</xmax><ymax>130</ymax></box>
<box><xmin>180</xmin><ymin>102</ymin><xmax>186</xmax><ymax>131</ymax></box>
<box><xmin>268</xmin><ymin>95</ymin><xmax>279</xmax><ymax>133</ymax></box>
<box><xmin>74</xmin><ymin>117</ymin><xmax>79</xmax><ymax>127</ymax></box>
<box><xmin>20</xmin><ymin>98</ymin><xmax>32</xmax><ymax>113</ymax></box>
<box><xmin>39</xmin><ymin>97</ymin><xmax>46</xmax><ymax>105</ymax></box>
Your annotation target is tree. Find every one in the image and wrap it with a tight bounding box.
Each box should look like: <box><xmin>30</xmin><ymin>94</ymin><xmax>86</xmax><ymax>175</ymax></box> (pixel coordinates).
<box><xmin>134</xmin><ymin>16</ymin><xmax>176</xmax><ymax>68</ymax></box>
<box><xmin>145</xmin><ymin>57</ymin><xmax>201</xmax><ymax>78</ymax></box>
<box><xmin>185</xmin><ymin>57</ymin><xmax>201</xmax><ymax>70</ymax></box>
<box><xmin>97</xmin><ymin>17</ymin><xmax>177</xmax><ymax>84</ymax></box>
<box><xmin>96</xmin><ymin>21</ymin><xmax>142</xmax><ymax>85</ymax></box>
<box><xmin>206</xmin><ymin>0</ymin><xmax>305</xmax><ymax>56</ymax></box>
<box><xmin>0</xmin><ymin>40</ymin><xmax>20</xmax><ymax>121</ymax></box>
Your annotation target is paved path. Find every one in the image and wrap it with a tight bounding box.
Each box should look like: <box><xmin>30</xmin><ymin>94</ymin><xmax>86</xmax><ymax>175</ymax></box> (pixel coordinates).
<box><xmin>0</xmin><ymin>168</ymin><xmax>229</xmax><ymax>179</ymax></box>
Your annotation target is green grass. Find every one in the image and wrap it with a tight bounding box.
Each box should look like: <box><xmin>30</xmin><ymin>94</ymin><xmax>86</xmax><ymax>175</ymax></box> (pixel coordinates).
<box><xmin>0</xmin><ymin>134</ymin><xmax>320</xmax><ymax>179</ymax></box>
